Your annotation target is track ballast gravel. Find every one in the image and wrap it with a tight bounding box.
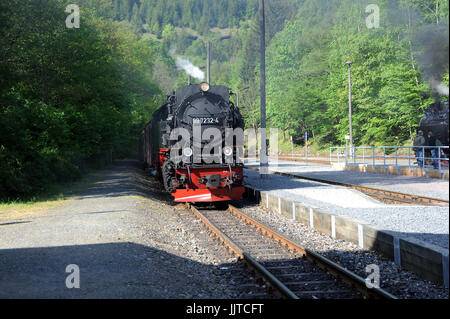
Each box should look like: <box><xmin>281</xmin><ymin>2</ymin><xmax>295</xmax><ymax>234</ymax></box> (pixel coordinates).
<box><xmin>244</xmin><ymin>168</ymin><xmax>449</xmax><ymax>249</ymax></box>
<box><xmin>236</xmin><ymin>200</ymin><xmax>448</xmax><ymax>299</ymax></box>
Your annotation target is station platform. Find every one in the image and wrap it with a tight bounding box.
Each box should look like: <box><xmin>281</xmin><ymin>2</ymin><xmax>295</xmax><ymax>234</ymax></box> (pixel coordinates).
<box><xmin>242</xmin><ymin>160</ymin><xmax>449</xmax><ymax>286</ymax></box>
<box><xmin>245</xmin><ymin>160</ymin><xmax>449</xmax><ymax>201</ymax></box>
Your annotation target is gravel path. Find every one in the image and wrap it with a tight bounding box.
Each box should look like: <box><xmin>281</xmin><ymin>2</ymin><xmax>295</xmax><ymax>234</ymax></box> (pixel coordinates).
<box><xmin>244</xmin><ymin>168</ymin><xmax>449</xmax><ymax>249</ymax></box>
<box><xmin>0</xmin><ymin>160</ymin><xmax>264</xmax><ymax>299</ymax></box>
<box><xmin>236</xmin><ymin>201</ymin><xmax>448</xmax><ymax>299</ymax></box>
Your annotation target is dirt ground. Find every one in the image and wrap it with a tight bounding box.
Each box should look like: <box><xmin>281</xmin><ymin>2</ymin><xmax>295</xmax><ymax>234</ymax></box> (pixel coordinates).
<box><xmin>0</xmin><ymin>160</ymin><xmax>260</xmax><ymax>298</ymax></box>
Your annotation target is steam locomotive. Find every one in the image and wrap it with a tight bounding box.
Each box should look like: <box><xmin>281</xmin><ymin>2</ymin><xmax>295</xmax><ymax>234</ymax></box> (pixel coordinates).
<box><xmin>419</xmin><ymin>101</ymin><xmax>449</xmax><ymax>146</ymax></box>
<box><xmin>139</xmin><ymin>83</ymin><xmax>246</xmax><ymax>202</ymax></box>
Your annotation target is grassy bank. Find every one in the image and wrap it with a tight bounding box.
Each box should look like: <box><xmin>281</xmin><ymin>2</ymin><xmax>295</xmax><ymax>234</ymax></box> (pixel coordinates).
<box><xmin>0</xmin><ymin>166</ymin><xmax>108</xmax><ymax>216</ymax></box>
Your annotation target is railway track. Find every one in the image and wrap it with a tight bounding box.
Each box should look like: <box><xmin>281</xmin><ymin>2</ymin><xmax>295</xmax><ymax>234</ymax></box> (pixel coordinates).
<box><xmin>244</xmin><ymin>166</ymin><xmax>449</xmax><ymax>206</ymax></box>
<box><xmin>187</xmin><ymin>203</ymin><xmax>397</xmax><ymax>299</ymax></box>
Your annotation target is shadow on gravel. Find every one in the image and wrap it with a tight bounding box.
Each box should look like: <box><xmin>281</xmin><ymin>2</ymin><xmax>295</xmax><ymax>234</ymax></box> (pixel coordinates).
<box><xmin>0</xmin><ymin>221</ymin><xmax>31</xmax><ymax>226</ymax></box>
<box><xmin>0</xmin><ymin>242</ymin><xmax>236</xmax><ymax>299</ymax></box>
<box><xmin>81</xmin><ymin>210</ymin><xmax>133</xmax><ymax>215</ymax></box>
<box><xmin>71</xmin><ymin>159</ymin><xmax>177</xmax><ymax>207</ymax></box>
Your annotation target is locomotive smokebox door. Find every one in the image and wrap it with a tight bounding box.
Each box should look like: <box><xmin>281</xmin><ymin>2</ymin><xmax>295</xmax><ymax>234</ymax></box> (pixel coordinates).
<box><xmin>205</xmin><ymin>174</ymin><xmax>221</xmax><ymax>188</ymax></box>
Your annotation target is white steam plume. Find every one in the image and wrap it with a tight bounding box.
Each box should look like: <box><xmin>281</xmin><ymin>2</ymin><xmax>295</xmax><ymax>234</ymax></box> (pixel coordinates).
<box><xmin>176</xmin><ymin>56</ymin><xmax>205</xmax><ymax>81</ymax></box>
<box><xmin>430</xmin><ymin>78</ymin><xmax>449</xmax><ymax>96</ymax></box>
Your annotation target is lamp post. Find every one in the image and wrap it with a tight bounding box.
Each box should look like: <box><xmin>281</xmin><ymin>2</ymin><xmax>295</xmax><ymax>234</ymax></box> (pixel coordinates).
<box><xmin>259</xmin><ymin>0</ymin><xmax>268</xmax><ymax>179</ymax></box>
<box><xmin>305</xmin><ymin>132</ymin><xmax>309</xmax><ymax>166</ymax></box>
<box><xmin>206</xmin><ymin>41</ymin><xmax>211</xmax><ymax>84</ymax></box>
<box><xmin>346</xmin><ymin>61</ymin><xmax>354</xmax><ymax>158</ymax></box>
<box><xmin>345</xmin><ymin>135</ymin><xmax>350</xmax><ymax>164</ymax></box>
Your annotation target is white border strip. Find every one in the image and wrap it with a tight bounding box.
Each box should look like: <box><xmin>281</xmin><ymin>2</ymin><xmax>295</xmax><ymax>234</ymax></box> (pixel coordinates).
<box><xmin>442</xmin><ymin>253</ymin><xmax>449</xmax><ymax>289</ymax></box>
<box><xmin>331</xmin><ymin>215</ymin><xmax>336</xmax><ymax>238</ymax></box>
<box><xmin>358</xmin><ymin>224</ymin><xmax>364</xmax><ymax>248</ymax></box>
<box><xmin>394</xmin><ymin>237</ymin><xmax>401</xmax><ymax>267</ymax></box>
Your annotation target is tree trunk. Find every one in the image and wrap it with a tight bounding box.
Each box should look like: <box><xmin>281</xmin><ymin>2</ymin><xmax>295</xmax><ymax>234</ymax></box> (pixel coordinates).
<box><xmin>406</xmin><ymin>6</ymin><xmax>420</xmax><ymax>89</ymax></box>
<box><xmin>436</xmin><ymin>0</ymin><xmax>439</xmax><ymax>24</ymax></box>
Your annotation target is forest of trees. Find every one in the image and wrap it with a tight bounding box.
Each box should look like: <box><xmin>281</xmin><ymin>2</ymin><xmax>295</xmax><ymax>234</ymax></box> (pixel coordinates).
<box><xmin>0</xmin><ymin>0</ymin><xmax>163</xmax><ymax>199</ymax></box>
<box><xmin>75</xmin><ymin>0</ymin><xmax>259</xmax><ymax>36</ymax></box>
<box><xmin>115</xmin><ymin>0</ymin><xmax>448</xmax><ymax>146</ymax></box>
<box><xmin>264</xmin><ymin>0</ymin><xmax>449</xmax><ymax>146</ymax></box>
<box><xmin>0</xmin><ymin>0</ymin><xmax>449</xmax><ymax>200</ymax></box>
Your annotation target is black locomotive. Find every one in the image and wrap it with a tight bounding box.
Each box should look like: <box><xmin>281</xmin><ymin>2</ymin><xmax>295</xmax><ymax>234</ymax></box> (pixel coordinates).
<box><xmin>139</xmin><ymin>83</ymin><xmax>246</xmax><ymax>202</ymax></box>
<box><xmin>419</xmin><ymin>101</ymin><xmax>449</xmax><ymax>146</ymax></box>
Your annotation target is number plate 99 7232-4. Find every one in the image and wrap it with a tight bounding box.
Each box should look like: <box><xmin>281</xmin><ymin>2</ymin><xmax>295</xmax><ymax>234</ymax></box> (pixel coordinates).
<box><xmin>193</xmin><ymin>117</ymin><xmax>220</xmax><ymax>124</ymax></box>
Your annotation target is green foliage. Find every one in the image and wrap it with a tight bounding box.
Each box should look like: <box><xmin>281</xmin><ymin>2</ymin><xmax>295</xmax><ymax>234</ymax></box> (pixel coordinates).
<box><xmin>265</xmin><ymin>0</ymin><xmax>448</xmax><ymax>147</ymax></box>
<box><xmin>0</xmin><ymin>0</ymin><xmax>161</xmax><ymax>200</ymax></box>
<box><xmin>75</xmin><ymin>0</ymin><xmax>449</xmax><ymax>147</ymax></box>
<box><xmin>2</xmin><ymin>0</ymin><xmax>448</xmax><ymax>200</ymax></box>
<box><xmin>102</xmin><ymin>0</ymin><xmax>256</xmax><ymax>36</ymax></box>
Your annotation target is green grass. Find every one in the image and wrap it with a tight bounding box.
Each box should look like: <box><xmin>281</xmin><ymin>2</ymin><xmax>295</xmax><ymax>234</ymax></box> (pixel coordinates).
<box><xmin>276</xmin><ymin>135</ymin><xmax>330</xmax><ymax>157</ymax></box>
<box><xmin>0</xmin><ymin>199</ymin><xmax>66</xmax><ymax>215</ymax></box>
<box><xmin>0</xmin><ymin>167</ymin><xmax>106</xmax><ymax>214</ymax></box>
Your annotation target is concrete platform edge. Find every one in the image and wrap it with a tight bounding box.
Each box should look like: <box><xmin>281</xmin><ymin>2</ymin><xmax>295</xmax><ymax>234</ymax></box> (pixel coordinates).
<box><xmin>332</xmin><ymin>163</ymin><xmax>449</xmax><ymax>181</ymax></box>
<box><xmin>243</xmin><ymin>186</ymin><xmax>449</xmax><ymax>288</ymax></box>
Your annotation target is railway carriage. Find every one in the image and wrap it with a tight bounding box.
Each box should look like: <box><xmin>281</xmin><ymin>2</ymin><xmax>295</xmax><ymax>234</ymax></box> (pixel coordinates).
<box><xmin>139</xmin><ymin>83</ymin><xmax>245</xmax><ymax>202</ymax></box>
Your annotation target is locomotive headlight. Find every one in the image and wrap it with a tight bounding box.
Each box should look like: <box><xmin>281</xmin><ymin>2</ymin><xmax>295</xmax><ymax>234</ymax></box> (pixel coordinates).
<box><xmin>223</xmin><ymin>146</ymin><xmax>233</xmax><ymax>157</ymax></box>
<box><xmin>200</xmin><ymin>82</ymin><xmax>210</xmax><ymax>92</ymax></box>
<box><xmin>183</xmin><ymin>147</ymin><xmax>193</xmax><ymax>157</ymax></box>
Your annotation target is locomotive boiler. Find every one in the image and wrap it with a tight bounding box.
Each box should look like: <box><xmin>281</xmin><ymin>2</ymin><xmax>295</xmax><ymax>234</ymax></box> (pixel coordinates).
<box><xmin>139</xmin><ymin>83</ymin><xmax>245</xmax><ymax>202</ymax></box>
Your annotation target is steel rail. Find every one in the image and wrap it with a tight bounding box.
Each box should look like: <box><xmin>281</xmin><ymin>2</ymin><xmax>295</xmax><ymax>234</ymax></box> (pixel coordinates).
<box><xmin>228</xmin><ymin>205</ymin><xmax>397</xmax><ymax>300</ymax></box>
<box><xmin>186</xmin><ymin>203</ymin><xmax>396</xmax><ymax>299</ymax></box>
<box><xmin>186</xmin><ymin>203</ymin><xmax>298</xmax><ymax>299</ymax></box>
<box><xmin>244</xmin><ymin>166</ymin><xmax>448</xmax><ymax>206</ymax></box>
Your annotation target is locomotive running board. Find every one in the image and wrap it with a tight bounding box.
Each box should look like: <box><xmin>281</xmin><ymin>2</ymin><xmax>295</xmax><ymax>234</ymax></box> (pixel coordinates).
<box><xmin>172</xmin><ymin>187</ymin><xmax>245</xmax><ymax>202</ymax></box>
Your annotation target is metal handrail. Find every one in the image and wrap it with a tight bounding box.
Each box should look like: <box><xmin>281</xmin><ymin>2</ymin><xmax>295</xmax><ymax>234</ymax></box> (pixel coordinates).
<box><xmin>329</xmin><ymin>145</ymin><xmax>449</xmax><ymax>171</ymax></box>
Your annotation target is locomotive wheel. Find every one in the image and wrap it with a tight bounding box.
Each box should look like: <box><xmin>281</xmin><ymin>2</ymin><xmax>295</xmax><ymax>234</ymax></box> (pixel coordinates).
<box><xmin>162</xmin><ymin>160</ymin><xmax>175</xmax><ymax>193</ymax></box>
